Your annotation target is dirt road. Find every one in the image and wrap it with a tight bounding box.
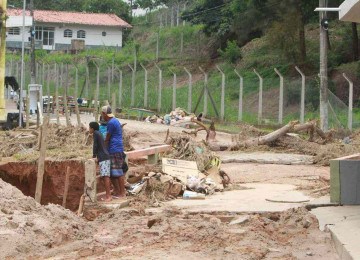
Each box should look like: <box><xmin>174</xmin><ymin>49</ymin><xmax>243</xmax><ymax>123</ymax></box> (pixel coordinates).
<box><xmin>0</xmin><ymin>113</ymin><xmax>339</xmax><ymax>259</ymax></box>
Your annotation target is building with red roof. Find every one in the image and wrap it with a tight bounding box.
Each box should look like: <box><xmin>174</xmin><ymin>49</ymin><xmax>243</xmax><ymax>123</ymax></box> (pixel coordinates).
<box><xmin>6</xmin><ymin>9</ymin><xmax>132</xmax><ymax>51</ymax></box>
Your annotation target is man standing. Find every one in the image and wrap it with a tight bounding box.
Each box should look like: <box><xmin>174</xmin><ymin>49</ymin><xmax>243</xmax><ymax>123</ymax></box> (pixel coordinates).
<box><xmin>101</xmin><ymin>105</ymin><xmax>126</xmax><ymax>198</ymax></box>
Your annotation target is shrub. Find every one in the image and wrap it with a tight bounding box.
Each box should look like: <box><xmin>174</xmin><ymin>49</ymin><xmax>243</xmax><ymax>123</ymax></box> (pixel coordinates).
<box><xmin>218</xmin><ymin>40</ymin><xmax>242</xmax><ymax>64</ymax></box>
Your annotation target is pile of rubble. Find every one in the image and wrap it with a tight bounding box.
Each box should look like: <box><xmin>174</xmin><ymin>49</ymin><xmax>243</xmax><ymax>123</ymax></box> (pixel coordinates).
<box><xmin>127</xmin><ymin>135</ymin><xmax>230</xmax><ymax>207</ymax></box>
<box><xmin>0</xmin><ymin>124</ymin><xmax>133</xmax><ymax>161</ymax></box>
<box><xmin>145</xmin><ymin>107</ymin><xmax>199</xmax><ymax>127</ymax></box>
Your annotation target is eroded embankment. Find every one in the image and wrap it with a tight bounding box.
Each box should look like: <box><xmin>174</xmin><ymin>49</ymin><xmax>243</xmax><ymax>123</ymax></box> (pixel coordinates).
<box><xmin>0</xmin><ymin>159</ymin><xmax>85</xmax><ymax>211</ymax></box>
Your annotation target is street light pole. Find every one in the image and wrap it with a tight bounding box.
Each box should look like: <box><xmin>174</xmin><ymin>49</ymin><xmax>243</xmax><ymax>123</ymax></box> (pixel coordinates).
<box><xmin>19</xmin><ymin>0</ymin><xmax>26</xmax><ymax>127</ymax></box>
<box><xmin>29</xmin><ymin>0</ymin><xmax>35</xmax><ymax>84</ymax></box>
<box><xmin>319</xmin><ymin>0</ymin><xmax>328</xmax><ymax>131</ymax></box>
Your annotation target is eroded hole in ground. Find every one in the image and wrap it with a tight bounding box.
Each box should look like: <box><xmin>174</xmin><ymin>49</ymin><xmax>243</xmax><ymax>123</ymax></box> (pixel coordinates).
<box><xmin>0</xmin><ymin>159</ymin><xmax>85</xmax><ymax>211</ymax></box>
<box><xmin>0</xmin><ymin>158</ymin><xmax>150</xmax><ymax>212</ymax></box>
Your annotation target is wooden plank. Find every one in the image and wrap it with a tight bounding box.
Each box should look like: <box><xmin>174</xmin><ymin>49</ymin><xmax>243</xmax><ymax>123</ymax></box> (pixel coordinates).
<box><xmin>125</xmin><ymin>144</ymin><xmax>171</xmax><ymax>160</ymax></box>
<box><xmin>35</xmin><ymin>116</ymin><xmax>49</xmax><ymax>203</ymax></box>
<box><xmin>62</xmin><ymin>166</ymin><xmax>71</xmax><ymax>208</ymax></box>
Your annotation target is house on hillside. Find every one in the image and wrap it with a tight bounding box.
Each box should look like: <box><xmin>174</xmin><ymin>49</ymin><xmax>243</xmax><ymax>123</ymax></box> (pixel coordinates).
<box><xmin>6</xmin><ymin>9</ymin><xmax>132</xmax><ymax>51</ymax></box>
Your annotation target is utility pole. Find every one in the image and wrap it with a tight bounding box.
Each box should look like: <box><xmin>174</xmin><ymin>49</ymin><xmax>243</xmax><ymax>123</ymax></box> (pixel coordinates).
<box><xmin>319</xmin><ymin>0</ymin><xmax>328</xmax><ymax>131</ymax></box>
<box><xmin>0</xmin><ymin>0</ymin><xmax>7</xmax><ymax>121</ymax></box>
<box><xmin>29</xmin><ymin>0</ymin><xmax>36</xmax><ymax>84</ymax></box>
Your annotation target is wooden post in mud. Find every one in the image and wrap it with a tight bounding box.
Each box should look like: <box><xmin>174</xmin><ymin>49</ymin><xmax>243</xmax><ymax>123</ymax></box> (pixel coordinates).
<box><xmin>35</xmin><ymin>117</ymin><xmax>49</xmax><ymax>203</ymax></box>
<box><xmin>62</xmin><ymin>166</ymin><xmax>71</xmax><ymax>208</ymax></box>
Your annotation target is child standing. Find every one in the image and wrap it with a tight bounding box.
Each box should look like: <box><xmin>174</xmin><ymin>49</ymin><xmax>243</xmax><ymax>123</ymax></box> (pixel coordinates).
<box><xmin>89</xmin><ymin>121</ymin><xmax>111</xmax><ymax>202</ymax></box>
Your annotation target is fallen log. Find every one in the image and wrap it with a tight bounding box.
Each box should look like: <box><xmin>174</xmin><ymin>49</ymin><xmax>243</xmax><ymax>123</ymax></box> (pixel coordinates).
<box><xmin>182</xmin><ymin>119</ymin><xmax>216</xmax><ymax>142</ymax></box>
<box><xmin>208</xmin><ymin>120</ymin><xmax>330</xmax><ymax>151</ymax></box>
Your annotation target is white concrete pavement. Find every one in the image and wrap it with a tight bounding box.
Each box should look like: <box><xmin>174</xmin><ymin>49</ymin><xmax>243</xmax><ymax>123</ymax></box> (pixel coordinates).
<box><xmin>155</xmin><ymin>183</ymin><xmax>313</xmax><ymax>214</ymax></box>
<box><xmin>312</xmin><ymin>205</ymin><xmax>360</xmax><ymax>260</ymax></box>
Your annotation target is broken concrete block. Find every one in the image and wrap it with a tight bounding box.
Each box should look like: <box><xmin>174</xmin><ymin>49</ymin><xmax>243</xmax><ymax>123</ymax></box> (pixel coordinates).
<box><xmin>229</xmin><ymin>215</ymin><xmax>250</xmax><ymax>225</ymax></box>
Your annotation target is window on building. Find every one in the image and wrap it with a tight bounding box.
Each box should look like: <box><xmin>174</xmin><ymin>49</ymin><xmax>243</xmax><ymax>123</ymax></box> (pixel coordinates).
<box><xmin>35</xmin><ymin>26</ymin><xmax>55</xmax><ymax>46</ymax></box>
<box><xmin>102</xmin><ymin>31</ymin><xmax>106</xmax><ymax>36</ymax></box>
<box><xmin>8</xmin><ymin>27</ymin><xmax>20</xmax><ymax>35</ymax></box>
<box><xmin>77</xmin><ymin>30</ymin><xmax>86</xmax><ymax>39</ymax></box>
<box><xmin>64</xmin><ymin>29</ymin><xmax>72</xmax><ymax>38</ymax></box>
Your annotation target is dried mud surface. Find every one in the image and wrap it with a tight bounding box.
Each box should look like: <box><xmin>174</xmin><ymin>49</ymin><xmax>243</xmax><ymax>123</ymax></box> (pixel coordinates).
<box><xmin>0</xmin><ymin>116</ymin><xmax>349</xmax><ymax>259</ymax></box>
<box><xmin>0</xmin><ymin>178</ymin><xmax>337</xmax><ymax>259</ymax></box>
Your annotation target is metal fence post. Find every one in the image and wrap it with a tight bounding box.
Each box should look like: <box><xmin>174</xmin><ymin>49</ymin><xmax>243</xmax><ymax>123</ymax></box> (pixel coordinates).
<box><xmin>234</xmin><ymin>69</ymin><xmax>243</xmax><ymax>122</ymax></box>
<box><xmin>115</xmin><ymin>66</ymin><xmax>123</xmax><ymax>108</ymax></box>
<box><xmin>184</xmin><ymin>67</ymin><xmax>192</xmax><ymax>112</ymax></box>
<box><xmin>107</xmin><ymin>67</ymin><xmax>111</xmax><ymax>101</ymax></box>
<box><xmin>199</xmin><ymin>67</ymin><xmax>208</xmax><ymax>116</ymax></box>
<box><xmin>9</xmin><ymin>58</ymin><xmax>13</xmax><ymax>76</ymax></box>
<box><xmin>46</xmin><ymin>63</ymin><xmax>50</xmax><ymax>116</ymax></box>
<box><xmin>253</xmin><ymin>69</ymin><xmax>263</xmax><ymax>124</ymax></box>
<box><xmin>128</xmin><ymin>64</ymin><xmax>135</xmax><ymax>107</ymax></box>
<box><xmin>74</xmin><ymin>66</ymin><xmax>81</xmax><ymax>126</ymax></box>
<box><xmin>169</xmin><ymin>68</ymin><xmax>177</xmax><ymax>110</ymax></box>
<box><xmin>94</xmin><ymin>63</ymin><xmax>100</xmax><ymax>122</ymax></box>
<box><xmin>216</xmin><ymin>65</ymin><xmax>225</xmax><ymax>121</ymax></box>
<box><xmin>155</xmin><ymin>64</ymin><xmax>162</xmax><ymax>112</ymax></box>
<box><xmin>55</xmin><ymin>63</ymin><xmax>60</xmax><ymax>125</ymax></box>
<box><xmin>274</xmin><ymin>68</ymin><xmax>284</xmax><ymax>125</ymax></box>
<box><xmin>85</xmin><ymin>63</ymin><xmax>89</xmax><ymax>98</ymax></box>
<box><xmin>140</xmin><ymin>63</ymin><xmax>148</xmax><ymax>108</ymax></box>
<box><xmin>295</xmin><ymin>66</ymin><xmax>305</xmax><ymax>124</ymax></box>
<box><xmin>343</xmin><ymin>73</ymin><xmax>353</xmax><ymax>131</ymax></box>
<box><xmin>16</xmin><ymin>62</ymin><xmax>19</xmax><ymax>81</ymax></box>
<box><xmin>156</xmin><ymin>32</ymin><xmax>159</xmax><ymax>62</ymax></box>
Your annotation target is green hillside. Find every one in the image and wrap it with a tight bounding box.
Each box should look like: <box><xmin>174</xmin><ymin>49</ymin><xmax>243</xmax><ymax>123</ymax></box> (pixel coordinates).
<box><xmin>5</xmin><ymin>0</ymin><xmax>360</xmax><ymax>128</ymax></box>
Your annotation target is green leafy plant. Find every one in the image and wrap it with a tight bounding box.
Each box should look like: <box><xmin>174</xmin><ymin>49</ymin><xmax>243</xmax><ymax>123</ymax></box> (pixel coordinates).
<box><xmin>218</xmin><ymin>40</ymin><xmax>241</xmax><ymax>64</ymax></box>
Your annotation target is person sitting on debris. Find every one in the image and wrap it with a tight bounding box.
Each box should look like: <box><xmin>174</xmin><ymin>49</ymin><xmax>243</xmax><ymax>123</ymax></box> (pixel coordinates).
<box><xmin>89</xmin><ymin>121</ymin><xmax>112</xmax><ymax>202</ymax></box>
<box><xmin>102</xmin><ymin>105</ymin><xmax>126</xmax><ymax>199</ymax></box>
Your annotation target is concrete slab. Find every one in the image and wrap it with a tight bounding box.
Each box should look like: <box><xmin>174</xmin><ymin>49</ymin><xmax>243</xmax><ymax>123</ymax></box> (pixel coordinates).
<box><xmin>311</xmin><ymin>206</ymin><xmax>360</xmax><ymax>260</ymax></box>
<box><xmin>219</xmin><ymin>152</ymin><xmax>314</xmax><ymax>165</ymax></box>
<box><xmin>161</xmin><ymin>183</ymin><xmax>312</xmax><ymax>214</ymax></box>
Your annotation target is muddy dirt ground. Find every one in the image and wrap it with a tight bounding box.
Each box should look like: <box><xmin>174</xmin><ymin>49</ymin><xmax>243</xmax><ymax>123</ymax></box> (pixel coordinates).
<box><xmin>0</xmin><ymin>114</ymin><xmax>346</xmax><ymax>259</ymax></box>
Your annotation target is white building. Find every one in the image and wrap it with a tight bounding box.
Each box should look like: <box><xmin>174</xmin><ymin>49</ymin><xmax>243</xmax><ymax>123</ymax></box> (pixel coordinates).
<box><xmin>6</xmin><ymin>9</ymin><xmax>132</xmax><ymax>51</ymax></box>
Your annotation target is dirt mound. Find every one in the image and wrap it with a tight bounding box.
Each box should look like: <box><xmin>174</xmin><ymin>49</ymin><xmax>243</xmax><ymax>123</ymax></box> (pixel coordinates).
<box><xmin>0</xmin><ymin>179</ymin><xmax>91</xmax><ymax>259</ymax></box>
<box><xmin>80</xmin><ymin>206</ymin><xmax>335</xmax><ymax>259</ymax></box>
